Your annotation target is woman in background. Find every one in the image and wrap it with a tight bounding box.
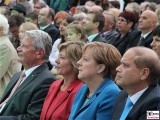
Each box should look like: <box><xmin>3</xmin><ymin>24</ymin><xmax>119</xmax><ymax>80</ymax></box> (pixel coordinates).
<box><xmin>66</xmin><ymin>22</ymin><xmax>87</xmax><ymax>42</ymax></box>
<box><xmin>19</xmin><ymin>22</ymin><xmax>38</xmax><ymax>40</ymax></box>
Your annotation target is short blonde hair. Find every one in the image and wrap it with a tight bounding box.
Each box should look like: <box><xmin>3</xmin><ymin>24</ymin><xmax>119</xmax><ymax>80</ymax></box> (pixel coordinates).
<box><xmin>20</xmin><ymin>22</ymin><xmax>38</xmax><ymax>31</ymax></box>
<box><xmin>59</xmin><ymin>41</ymin><xmax>85</xmax><ymax>76</ymax></box>
<box><xmin>67</xmin><ymin>22</ymin><xmax>87</xmax><ymax>42</ymax></box>
<box><xmin>83</xmin><ymin>42</ymin><xmax>121</xmax><ymax>79</ymax></box>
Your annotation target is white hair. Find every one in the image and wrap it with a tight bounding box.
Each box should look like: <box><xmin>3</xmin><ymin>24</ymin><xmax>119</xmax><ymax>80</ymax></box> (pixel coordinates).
<box><xmin>0</xmin><ymin>14</ymin><xmax>9</xmax><ymax>35</ymax></box>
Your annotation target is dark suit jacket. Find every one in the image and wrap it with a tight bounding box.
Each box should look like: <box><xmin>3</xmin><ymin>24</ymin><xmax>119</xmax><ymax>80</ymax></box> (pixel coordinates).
<box><xmin>92</xmin><ymin>34</ymin><xmax>107</xmax><ymax>43</ymax></box>
<box><xmin>0</xmin><ymin>63</ymin><xmax>55</xmax><ymax>120</ymax></box>
<box><xmin>112</xmin><ymin>84</ymin><xmax>160</xmax><ymax>120</ymax></box>
<box><xmin>103</xmin><ymin>30</ymin><xmax>119</xmax><ymax>44</ymax></box>
<box><xmin>127</xmin><ymin>31</ymin><xmax>153</xmax><ymax>49</ymax></box>
<box><xmin>43</xmin><ymin>24</ymin><xmax>60</xmax><ymax>45</ymax></box>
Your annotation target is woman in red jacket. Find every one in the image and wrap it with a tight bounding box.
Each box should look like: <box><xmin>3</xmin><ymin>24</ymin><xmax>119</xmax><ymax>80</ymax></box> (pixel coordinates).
<box><xmin>40</xmin><ymin>41</ymin><xmax>85</xmax><ymax>120</ymax></box>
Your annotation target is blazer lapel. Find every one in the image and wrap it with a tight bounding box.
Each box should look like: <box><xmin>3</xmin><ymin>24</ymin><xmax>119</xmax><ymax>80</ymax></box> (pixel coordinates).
<box><xmin>75</xmin><ymin>79</ymin><xmax>113</xmax><ymax>117</ymax></box>
<box><xmin>1</xmin><ymin>64</ymin><xmax>48</xmax><ymax>111</ymax></box>
<box><xmin>0</xmin><ymin>72</ymin><xmax>22</xmax><ymax>103</ymax></box>
<box><xmin>127</xmin><ymin>86</ymin><xmax>154</xmax><ymax>117</ymax></box>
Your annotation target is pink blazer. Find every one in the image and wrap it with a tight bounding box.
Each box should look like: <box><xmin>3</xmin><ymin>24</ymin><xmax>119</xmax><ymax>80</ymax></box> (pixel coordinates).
<box><xmin>40</xmin><ymin>79</ymin><xmax>83</xmax><ymax>120</ymax></box>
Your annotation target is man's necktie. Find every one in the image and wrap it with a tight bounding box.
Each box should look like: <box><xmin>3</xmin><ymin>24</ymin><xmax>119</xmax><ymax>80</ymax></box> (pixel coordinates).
<box><xmin>137</xmin><ymin>36</ymin><xmax>145</xmax><ymax>46</ymax></box>
<box><xmin>0</xmin><ymin>72</ymin><xmax>26</xmax><ymax>107</ymax></box>
<box><xmin>120</xmin><ymin>97</ymin><xmax>133</xmax><ymax>120</ymax></box>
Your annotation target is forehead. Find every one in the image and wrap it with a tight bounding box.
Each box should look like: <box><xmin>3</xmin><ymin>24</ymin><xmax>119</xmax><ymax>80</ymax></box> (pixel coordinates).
<box><xmin>39</xmin><ymin>8</ymin><xmax>48</xmax><ymax>14</ymax></box>
<box><xmin>140</xmin><ymin>11</ymin><xmax>150</xmax><ymax>18</ymax></box>
<box><xmin>121</xmin><ymin>50</ymin><xmax>135</xmax><ymax>62</ymax></box>
<box><xmin>87</xmin><ymin>13</ymin><xmax>95</xmax><ymax>19</ymax></box>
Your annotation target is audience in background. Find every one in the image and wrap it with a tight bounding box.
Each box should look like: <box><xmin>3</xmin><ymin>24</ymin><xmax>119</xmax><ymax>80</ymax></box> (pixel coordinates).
<box><xmin>66</xmin><ymin>22</ymin><xmax>87</xmax><ymax>42</ymax></box>
<box><xmin>151</xmin><ymin>25</ymin><xmax>160</xmax><ymax>57</ymax></box>
<box><xmin>8</xmin><ymin>14</ymin><xmax>25</xmax><ymax>49</ymax></box>
<box><xmin>49</xmin><ymin>16</ymin><xmax>75</xmax><ymax>67</ymax></box>
<box><xmin>25</xmin><ymin>12</ymin><xmax>38</xmax><ymax>25</ymax></box>
<box><xmin>19</xmin><ymin>22</ymin><xmax>38</xmax><ymax>40</ymax></box>
<box><xmin>38</xmin><ymin>7</ymin><xmax>60</xmax><ymax>45</ymax></box>
<box><xmin>0</xmin><ymin>14</ymin><xmax>21</xmax><ymax>99</ymax></box>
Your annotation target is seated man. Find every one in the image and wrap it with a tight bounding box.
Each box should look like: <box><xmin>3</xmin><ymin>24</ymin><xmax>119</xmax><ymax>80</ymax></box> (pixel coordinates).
<box><xmin>0</xmin><ymin>30</ymin><xmax>55</xmax><ymax>120</ymax></box>
<box><xmin>113</xmin><ymin>46</ymin><xmax>160</xmax><ymax>120</ymax></box>
<box><xmin>0</xmin><ymin>14</ymin><xmax>21</xmax><ymax>99</ymax></box>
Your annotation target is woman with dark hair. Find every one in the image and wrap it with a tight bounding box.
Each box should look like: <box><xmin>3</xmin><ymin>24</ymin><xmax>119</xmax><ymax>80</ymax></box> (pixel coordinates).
<box><xmin>108</xmin><ymin>11</ymin><xmax>138</xmax><ymax>55</ymax></box>
<box><xmin>49</xmin><ymin>16</ymin><xmax>75</xmax><ymax>67</ymax></box>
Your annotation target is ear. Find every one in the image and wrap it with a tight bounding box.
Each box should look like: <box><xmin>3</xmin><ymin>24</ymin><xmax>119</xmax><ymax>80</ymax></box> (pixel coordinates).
<box><xmin>97</xmin><ymin>64</ymin><xmax>106</xmax><ymax>74</ymax></box>
<box><xmin>36</xmin><ymin>49</ymin><xmax>45</xmax><ymax>59</ymax></box>
<box><xmin>128</xmin><ymin>22</ymin><xmax>133</xmax><ymax>28</ymax></box>
<box><xmin>77</xmin><ymin>33</ymin><xmax>81</xmax><ymax>39</ymax></box>
<box><xmin>140</xmin><ymin>68</ymin><xmax>150</xmax><ymax>81</ymax></box>
<box><xmin>95</xmin><ymin>22</ymin><xmax>99</xmax><ymax>28</ymax></box>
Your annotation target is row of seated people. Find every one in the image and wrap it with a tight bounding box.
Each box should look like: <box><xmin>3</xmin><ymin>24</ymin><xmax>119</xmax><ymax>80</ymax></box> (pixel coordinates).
<box><xmin>0</xmin><ymin>11</ymin><xmax>160</xmax><ymax>119</ymax></box>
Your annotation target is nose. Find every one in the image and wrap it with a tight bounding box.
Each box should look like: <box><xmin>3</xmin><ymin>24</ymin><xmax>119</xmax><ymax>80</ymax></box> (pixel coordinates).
<box><xmin>17</xmin><ymin>45</ymin><xmax>22</xmax><ymax>52</ymax></box>
<box><xmin>116</xmin><ymin>65</ymin><xmax>121</xmax><ymax>72</ymax></box>
<box><xmin>55</xmin><ymin>58</ymin><xmax>60</xmax><ymax>64</ymax></box>
<box><xmin>150</xmin><ymin>40</ymin><xmax>155</xmax><ymax>48</ymax></box>
<box><xmin>77</xmin><ymin>59</ymin><xmax>82</xmax><ymax>67</ymax></box>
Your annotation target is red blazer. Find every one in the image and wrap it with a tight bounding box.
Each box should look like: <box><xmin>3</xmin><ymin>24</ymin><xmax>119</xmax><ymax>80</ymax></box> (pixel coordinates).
<box><xmin>40</xmin><ymin>79</ymin><xmax>83</xmax><ymax>120</ymax></box>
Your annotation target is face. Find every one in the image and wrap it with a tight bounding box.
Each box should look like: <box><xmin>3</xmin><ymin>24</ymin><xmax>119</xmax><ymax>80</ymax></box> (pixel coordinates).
<box><xmin>117</xmin><ymin>17</ymin><xmax>131</xmax><ymax>33</ymax></box>
<box><xmin>38</xmin><ymin>8</ymin><xmax>48</xmax><ymax>26</ymax></box>
<box><xmin>115</xmin><ymin>50</ymin><xmax>142</xmax><ymax>89</ymax></box>
<box><xmin>34</xmin><ymin>3</ymin><xmax>42</xmax><ymax>13</ymax></box>
<box><xmin>55</xmin><ymin>18</ymin><xmax>64</xmax><ymax>28</ymax></box>
<box><xmin>138</xmin><ymin>11</ymin><xmax>153</xmax><ymax>30</ymax></box>
<box><xmin>103</xmin><ymin>14</ymin><xmax>113</xmax><ymax>31</ymax></box>
<box><xmin>151</xmin><ymin>36</ymin><xmax>160</xmax><ymax>57</ymax></box>
<box><xmin>77</xmin><ymin>49</ymin><xmax>101</xmax><ymax>81</ymax></box>
<box><xmin>19</xmin><ymin>26</ymin><xmax>25</xmax><ymax>40</ymax></box>
<box><xmin>9</xmin><ymin>26</ymin><xmax>19</xmax><ymax>38</ymax></box>
<box><xmin>59</xmin><ymin>19</ymin><xmax>68</xmax><ymax>36</ymax></box>
<box><xmin>17</xmin><ymin>35</ymin><xmax>40</xmax><ymax>69</ymax></box>
<box><xmin>55</xmin><ymin>49</ymin><xmax>73</xmax><ymax>76</ymax></box>
<box><xmin>83</xmin><ymin>14</ymin><xmax>96</xmax><ymax>32</ymax></box>
<box><xmin>67</xmin><ymin>28</ymin><xmax>80</xmax><ymax>41</ymax></box>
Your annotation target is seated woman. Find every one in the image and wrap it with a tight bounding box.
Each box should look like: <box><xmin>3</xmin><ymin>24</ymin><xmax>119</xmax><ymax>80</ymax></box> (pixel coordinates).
<box><xmin>40</xmin><ymin>41</ymin><xmax>85</xmax><ymax>120</ymax></box>
<box><xmin>69</xmin><ymin>42</ymin><xmax>121</xmax><ymax>120</ymax></box>
<box><xmin>19</xmin><ymin>22</ymin><xmax>38</xmax><ymax>40</ymax></box>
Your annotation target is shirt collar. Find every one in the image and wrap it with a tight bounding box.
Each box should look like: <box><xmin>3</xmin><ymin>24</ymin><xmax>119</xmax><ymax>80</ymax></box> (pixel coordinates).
<box><xmin>87</xmin><ymin>33</ymin><xmax>99</xmax><ymax>42</ymax></box>
<box><xmin>141</xmin><ymin>31</ymin><xmax>152</xmax><ymax>39</ymax></box>
<box><xmin>40</xmin><ymin>24</ymin><xmax>50</xmax><ymax>30</ymax></box>
<box><xmin>24</xmin><ymin>65</ymin><xmax>40</xmax><ymax>79</ymax></box>
<box><xmin>129</xmin><ymin>87</ymin><xmax>148</xmax><ymax>105</ymax></box>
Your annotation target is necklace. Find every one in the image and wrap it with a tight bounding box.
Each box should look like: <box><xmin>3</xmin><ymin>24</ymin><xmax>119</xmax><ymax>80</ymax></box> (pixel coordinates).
<box><xmin>87</xmin><ymin>91</ymin><xmax>91</xmax><ymax>99</ymax></box>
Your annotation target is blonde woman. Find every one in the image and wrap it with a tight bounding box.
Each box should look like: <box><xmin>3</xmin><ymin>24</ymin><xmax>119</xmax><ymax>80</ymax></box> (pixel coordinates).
<box><xmin>19</xmin><ymin>22</ymin><xmax>38</xmax><ymax>40</ymax></box>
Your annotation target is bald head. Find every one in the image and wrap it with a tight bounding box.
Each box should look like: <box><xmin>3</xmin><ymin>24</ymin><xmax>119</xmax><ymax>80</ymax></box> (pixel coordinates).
<box><xmin>90</xmin><ymin>5</ymin><xmax>103</xmax><ymax>13</ymax></box>
<box><xmin>126</xmin><ymin>47</ymin><xmax>160</xmax><ymax>85</ymax></box>
<box><xmin>139</xmin><ymin>10</ymin><xmax>158</xmax><ymax>33</ymax></box>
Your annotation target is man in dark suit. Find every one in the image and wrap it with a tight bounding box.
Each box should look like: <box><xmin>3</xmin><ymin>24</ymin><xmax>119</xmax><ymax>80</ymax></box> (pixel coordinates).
<box><xmin>0</xmin><ymin>30</ymin><xmax>55</xmax><ymax>120</ymax></box>
<box><xmin>83</xmin><ymin>11</ymin><xmax>106</xmax><ymax>43</ymax></box>
<box><xmin>102</xmin><ymin>12</ymin><xmax>119</xmax><ymax>43</ymax></box>
<box><xmin>38</xmin><ymin>7</ymin><xmax>60</xmax><ymax>45</ymax></box>
<box><xmin>128</xmin><ymin>10</ymin><xmax>157</xmax><ymax>48</ymax></box>
<box><xmin>113</xmin><ymin>47</ymin><xmax>160</xmax><ymax>120</ymax></box>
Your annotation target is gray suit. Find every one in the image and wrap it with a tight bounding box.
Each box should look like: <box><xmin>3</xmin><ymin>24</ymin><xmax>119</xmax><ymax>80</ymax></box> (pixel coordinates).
<box><xmin>0</xmin><ymin>63</ymin><xmax>55</xmax><ymax>120</ymax></box>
